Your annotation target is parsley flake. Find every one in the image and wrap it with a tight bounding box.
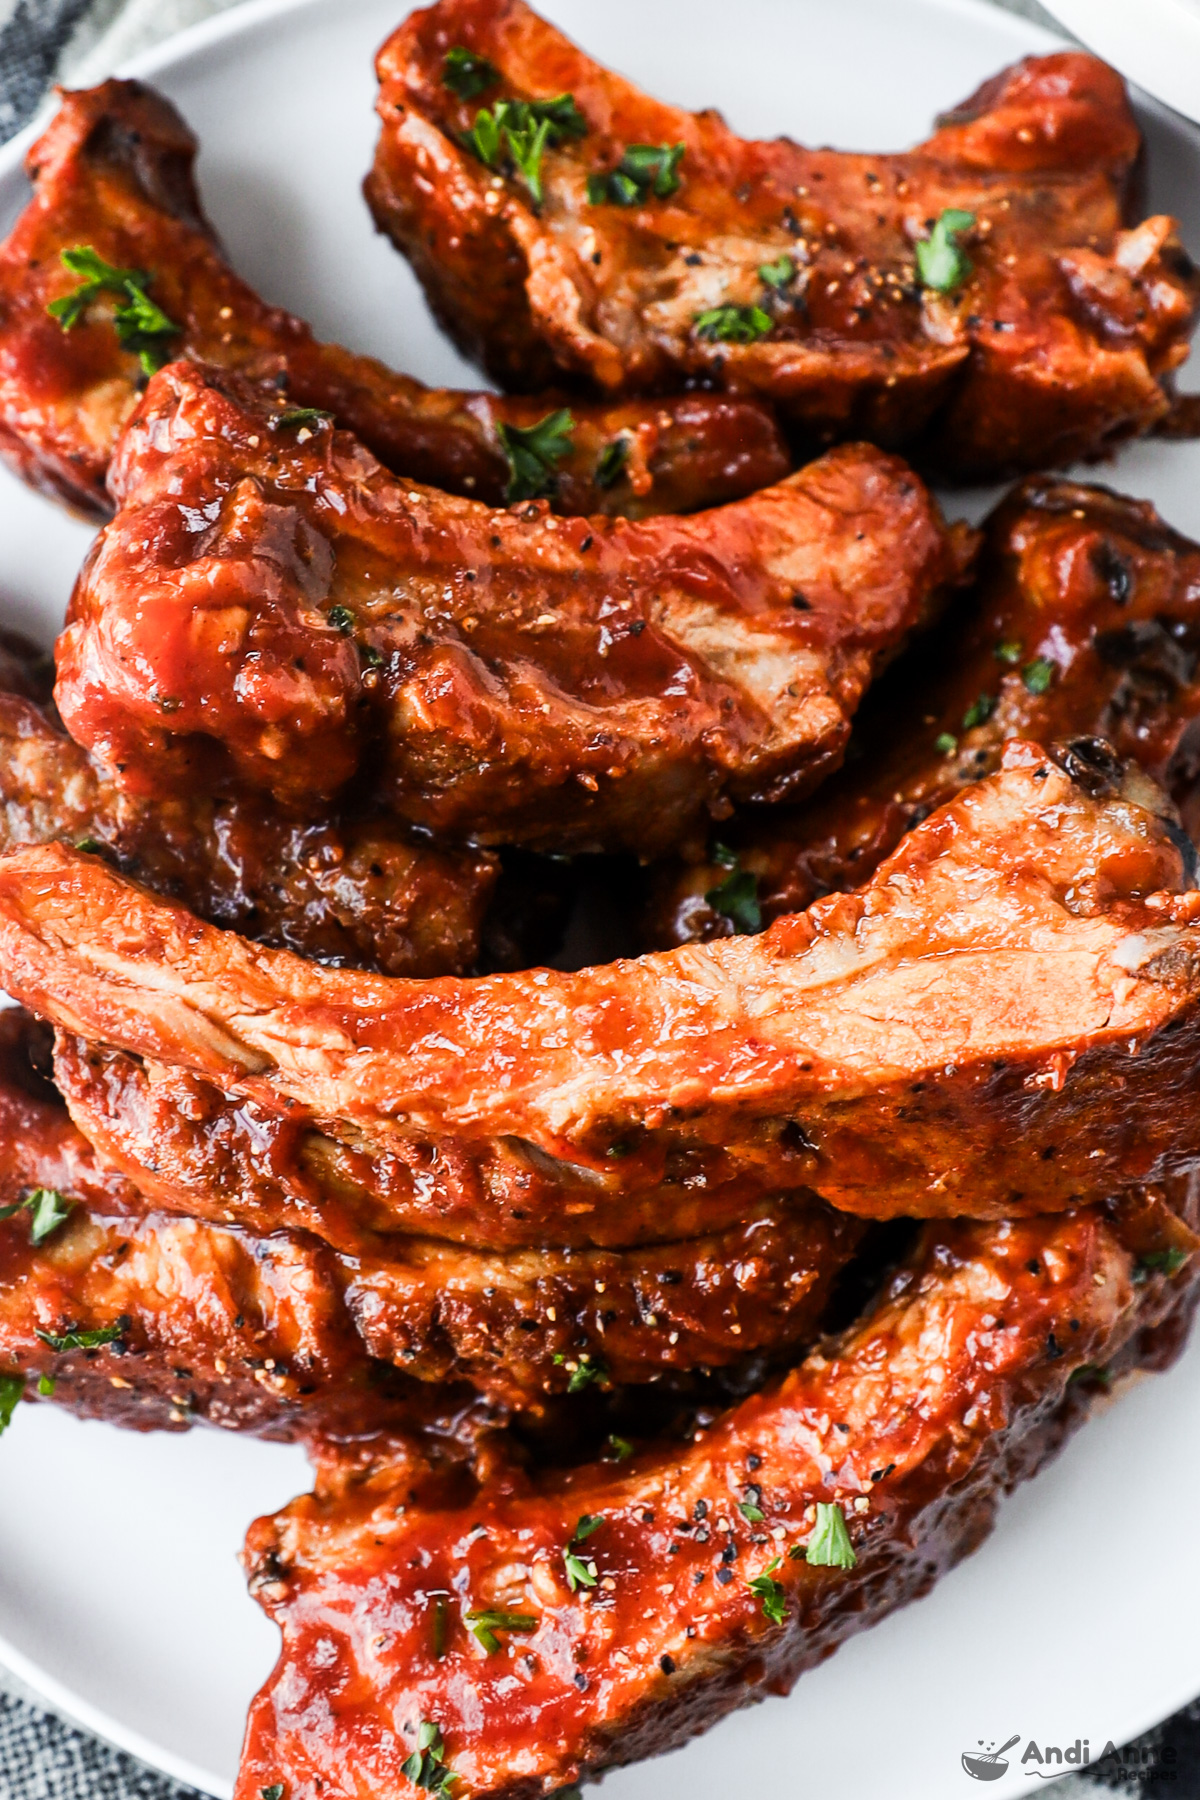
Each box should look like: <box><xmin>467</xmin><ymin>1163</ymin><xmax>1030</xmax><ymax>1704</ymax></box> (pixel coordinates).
<box><xmin>602</xmin><ymin>1434</ymin><xmax>634</xmax><ymax>1462</ymax></box>
<box><xmin>261</xmin><ymin>1788</ymin><xmax>285</xmax><ymax>1800</ymax></box>
<box><xmin>36</xmin><ymin>1315</ymin><xmax>130</xmax><ymax>1354</ymax></box>
<box><xmin>563</xmin><ymin>1514</ymin><xmax>603</xmax><ymax>1590</ymax></box>
<box><xmin>327</xmin><ymin>605</ymin><xmax>355</xmax><ymax>635</ymax></box>
<box><xmin>961</xmin><ymin>692</ymin><xmax>995</xmax><ymax>731</ymax></box>
<box><xmin>274</xmin><ymin>407</ymin><xmax>332</xmax><ymax>430</ymax></box>
<box><xmin>805</xmin><ymin>1501</ymin><xmax>856</xmax><ymax>1569</ymax></box>
<box><xmin>758</xmin><ymin>254</ymin><xmax>796</xmax><ymax>290</ymax></box>
<box><xmin>37</xmin><ymin>1374</ymin><xmax>55</xmax><ymax>1398</ymax></box>
<box><xmin>934</xmin><ymin>732</ymin><xmax>958</xmax><ymax>757</ymax></box>
<box><xmin>737</xmin><ymin>1499</ymin><xmax>765</xmax><ymax>1523</ymax></box>
<box><xmin>47</xmin><ymin>245</ymin><xmax>180</xmax><ymax>375</ymax></box>
<box><xmin>1021</xmin><ymin>657</ymin><xmax>1054</xmax><ymax>695</ymax></box>
<box><xmin>466</xmin><ymin>1608</ymin><xmax>537</xmax><ymax>1653</ymax></box>
<box><xmin>1135</xmin><ymin>1247</ymin><xmax>1189</xmax><ymax>1281</ymax></box>
<box><xmin>596</xmin><ymin>435</ymin><xmax>630</xmax><ymax>488</ymax></box>
<box><xmin>402</xmin><ymin>1721</ymin><xmax>458</xmax><ymax>1797</ymax></box>
<box><xmin>587</xmin><ymin>142</ymin><xmax>685</xmax><ymax>206</ymax></box>
<box><xmin>705</xmin><ymin>847</ymin><xmax>762</xmax><ymax>934</ymax></box>
<box><xmin>748</xmin><ymin>1559</ymin><xmax>788</xmax><ymax>1626</ymax></box>
<box><xmin>915</xmin><ymin>208</ymin><xmax>976</xmax><ymax>294</ymax></box>
<box><xmin>552</xmin><ymin>1351</ymin><xmax>608</xmax><ymax>1393</ymax></box>
<box><xmin>465</xmin><ymin>95</ymin><xmax>586</xmax><ymax>201</ymax></box>
<box><xmin>995</xmin><ymin>640</ymin><xmax>1022</xmax><ymax>665</ymax></box>
<box><xmin>443</xmin><ymin>46</ymin><xmax>499</xmax><ymax>99</ymax></box>
<box><xmin>0</xmin><ymin>1374</ymin><xmax>23</xmax><ymax>1437</ymax></box>
<box><xmin>0</xmin><ymin>1187</ymin><xmax>72</xmax><ymax>1245</ymax></box>
<box><xmin>498</xmin><ymin>408</ymin><xmax>574</xmax><ymax>502</ymax></box>
<box><xmin>694</xmin><ymin>304</ymin><xmax>773</xmax><ymax>345</ymax></box>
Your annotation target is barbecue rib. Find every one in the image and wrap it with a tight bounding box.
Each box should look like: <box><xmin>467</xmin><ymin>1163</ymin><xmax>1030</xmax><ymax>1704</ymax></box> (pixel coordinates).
<box><xmin>235</xmin><ymin>1200</ymin><xmax>1199</xmax><ymax>1800</ymax></box>
<box><xmin>55</xmin><ymin>362</ymin><xmax>972</xmax><ymax>853</ymax></box>
<box><xmin>648</xmin><ymin>479</ymin><xmax>1200</xmax><ymax>947</ymax></box>
<box><xmin>0</xmin><ymin>79</ymin><xmax>788</xmax><ymax>518</ymax></box>
<box><xmin>367</xmin><ymin>3</ymin><xmax>1200</xmax><ymax>478</ymax></box>
<box><xmin>0</xmin><ymin>1011</ymin><xmax>863</xmax><ymax>1412</ymax></box>
<box><xmin>4</xmin><ymin>743</ymin><xmax>1200</xmax><ymax>1239</ymax></box>
<box><xmin>0</xmin><ymin>688</ymin><xmax>498</xmax><ymax>976</ymax></box>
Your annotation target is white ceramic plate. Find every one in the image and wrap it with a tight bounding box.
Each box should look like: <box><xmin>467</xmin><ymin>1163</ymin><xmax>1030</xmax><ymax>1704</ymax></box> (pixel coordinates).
<box><xmin>0</xmin><ymin>1</ymin><xmax>1199</xmax><ymax>1795</ymax></box>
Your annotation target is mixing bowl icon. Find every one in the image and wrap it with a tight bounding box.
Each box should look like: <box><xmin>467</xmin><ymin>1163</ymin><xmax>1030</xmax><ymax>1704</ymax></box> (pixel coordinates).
<box><xmin>962</xmin><ymin>1735</ymin><xmax>1020</xmax><ymax>1780</ymax></box>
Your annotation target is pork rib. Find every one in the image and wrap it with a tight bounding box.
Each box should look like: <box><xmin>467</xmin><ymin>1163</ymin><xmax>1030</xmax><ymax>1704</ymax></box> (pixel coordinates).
<box><xmin>648</xmin><ymin>478</ymin><xmax>1200</xmax><ymax>946</ymax></box>
<box><xmin>55</xmin><ymin>362</ymin><xmax>970</xmax><ymax>852</ymax></box>
<box><xmin>234</xmin><ymin>1199</ymin><xmax>1199</xmax><ymax>1800</ymax></box>
<box><xmin>367</xmin><ymin>2</ymin><xmax>1199</xmax><ymax>477</ymax></box>
<box><xmin>0</xmin><ymin>688</ymin><xmax>498</xmax><ymax>976</ymax></box>
<box><xmin>0</xmin><ymin>79</ymin><xmax>787</xmax><ymax>519</ymax></box>
<box><xmin>3</xmin><ymin>744</ymin><xmax>1200</xmax><ymax>1236</ymax></box>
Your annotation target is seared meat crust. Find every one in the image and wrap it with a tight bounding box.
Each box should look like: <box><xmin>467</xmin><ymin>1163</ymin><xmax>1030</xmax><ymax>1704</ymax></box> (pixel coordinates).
<box><xmin>367</xmin><ymin>3</ymin><xmax>1199</xmax><ymax>477</ymax></box>
<box><xmin>234</xmin><ymin>1201</ymin><xmax>1198</xmax><ymax>1800</ymax></box>
<box><xmin>648</xmin><ymin>479</ymin><xmax>1200</xmax><ymax>947</ymax></box>
<box><xmin>0</xmin><ymin>688</ymin><xmax>497</xmax><ymax>977</ymax></box>
<box><xmin>0</xmin><ymin>79</ymin><xmax>788</xmax><ymax>518</ymax></box>
<box><xmin>55</xmin><ymin>363</ymin><xmax>971</xmax><ymax>854</ymax></box>
<box><xmin>3</xmin><ymin>748</ymin><xmax>1200</xmax><ymax>1236</ymax></box>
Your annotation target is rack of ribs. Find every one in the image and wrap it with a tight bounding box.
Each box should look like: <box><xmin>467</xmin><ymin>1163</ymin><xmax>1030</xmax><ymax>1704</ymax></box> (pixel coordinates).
<box><xmin>233</xmin><ymin>1196</ymin><xmax>1200</xmax><ymax>1800</ymax></box>
<box><xmin>54</xmin><ymin>361</ymin><xmax>974</xmax><ymax>854</ymax></box>
<box><xmin>647</xmin><ymin>478</ymin><xmax>1200</xmax><ymax>947</ymax></box>
<box><xmin>366</xmin><ymin>0</ymin><xmax>1200</xmax><ymax>479</ymax></box>
<box><xmin>3</xmin><ymin>744</ymin><xmax>1200</xmax><ymax>1240</ymax></box>
<box><xmin>0</xmin><ymin>79</ymin><xmax>787</xmax><ymax>518</ymax></box>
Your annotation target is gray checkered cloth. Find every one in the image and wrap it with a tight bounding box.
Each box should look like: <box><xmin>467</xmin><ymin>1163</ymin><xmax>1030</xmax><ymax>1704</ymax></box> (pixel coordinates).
<box><xmin>0</xmin><ymin>0</ymin><xmax>1197</xmax><ymax>1793</ymax></box>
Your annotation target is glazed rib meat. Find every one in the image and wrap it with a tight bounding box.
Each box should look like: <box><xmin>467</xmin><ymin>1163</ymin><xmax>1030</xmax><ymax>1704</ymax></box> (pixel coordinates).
<box><xmin>4</xmin><ymin>744</ymin><xmax>1200</xmax><ymax>1239</ymax></box>
<box><xmin>234</xmin><ymin>1199</ymin><xmax>1198</xmax><ymax>1800</ymax></box>
<box><xmin>54</xmin><ymin>362</ymin><xmax>972</xmax><ymax>853</ymax></box>
<box><xmin>649</xmin><ymin>479</ymin><xmax>1200</xmax><ymax>946</ymax></box>
<box><xmin>367</xmin><ymin>2</ymin><xmax>1200</xmax><ymax>477</ymax></box>
<box><xmin>0</xmin><ymin>687</ymin><xmax>498</xmax><ymax>976</ymax></box>
<box><xmin>0</xmin><ymin>1006</ymin><xmax>864</xmax><ymax>1411</ymax></box>
<box><xmin>0</xmin><ymin>78</ymin><xmax>788</xmax><ymax>518</ymax></box>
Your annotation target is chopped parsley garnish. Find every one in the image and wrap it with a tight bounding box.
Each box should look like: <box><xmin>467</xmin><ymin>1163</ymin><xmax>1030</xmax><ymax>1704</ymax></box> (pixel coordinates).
<box><xmin>935</xmin><ymin>732</ymin><xmax>958</xmax><ymax>757</ymax></box>
<box><xmin>915</xmin><ymin>208</ymin><xmax>976</xmax><ymax>294</ymax></box>
<box><xmin>465</xmin><ymin>95</ymin><xmax>586</xmax><ymax>202</ymax></box>
<box><xmin>261</xmin><ymin>1788</ymin><xmax>285</xmax><ymax>1800</ymax></box>
<box><xmin>37</xmin><ymin>1374</ymin><xmax>55</xmax><ymax>1398</ymax></box>
<box><xmin>961</xmin><ymin>692</ymin><xmax>995</xmax><ymax>731</ymax></box>
<box><xmin>563</xmin><ymin>1514</ymin><xmax>603</xmax><ymax>1591</ymax></box>
<box><xmin>466</xmin><ymin>1608</ymin><xmax>537</xmax><ymax>1653</ymax></box>
<box><xmin>596</xmin><ymin>435</ymin><xmax>630</xmax><ymax>488</ymax></box>
<box><xmin>805</xmin><ymin>1501</ymin><xmax>856</xmax><ymax>1569</ymax></box>
<box><xmin>737</xmin><ymin>1494</ymin><xmax>765</xmax><ymax>1523</ymax></box>
<box><xmin>553</xmin><ymin>1351</ymin><xmax>607</xmax><ymax>1393</ymax></box>
<box><xmin>694</xmin><ymin>303</ymin><xmax>773</xmax><ymax>345</ymax></box>
<box><xmin>748</xmin><ymin>1558</ymin><xmax>787</xmax><ymax>1626</ymax></box>
<box><xmin>36</xmin><ymin>1315</ymin><xmax>130</xmax><ymax>1354</ymax></box>
<box><xmin>327</xmin><ymin>605</ymin><xmax>355</xmax><ymax>635</ymax></box>
<box><xmin>498</xmin><ymin>408</ymin><xmax>574</xmax><ymax>502</ymax></box>
<box><xmin>602</xmin><ymin>1434</ymin><xmax>634</xmax><ymax>1462</ymax></box>
<box><xmin>1021</xmin><ymin>657</ymin><xmax>1054</xmax><ymax>695</ymax></box>
<box><xmin>402</xmin><ymin>1721</ymin><xmax>458</xmax><ymax>1796</ymax></box>
<box><xmin>47</xmin><ymin>245</ymin><xmax>180</xmax><ymax>375</ymax></box>
<box><xmin>1135</xmin><ymin>1247</ymin><xmax>1189</xmax><ymax>1281</ymax></box>
<box><xmin>0</xmin><ymin>1187</ymin><xmax>72</xmax><ymax>1245</ymax></box>
<box><xmin>587</xmin><ymin>142</ymin><xmax>685</xmax><ymax>206</ymax></box>
<box><xmin>705</xmin><ymin>845</ymin><xmax>762</xmax><ymax>934</ymax></box>
<box><xmin>758</xmin><ymin>254</ymin><xmax>796</xmax><ymax>290</ymax></box>
<box><xmin>995</xmin><ymin>640</ymin><xmax>1022</xmax><ymax>665</ymax></box>
<box><xmin>1068</xmin><ymin>1362</ymin><xmax>1113</xmax><ymax>1389</ymax></box>
<box><xmin>75</xmin><ymin>837</ymin><xmax>104</xmax><ymax>854</ymax></box>
<box><xmin>275</xmin><ymin>406</ymin><xmax>332</xmax><ymax>430</ymax></box>
<box><xmin>443</xmin><ymin>46</ymin><xmax>499</xmax><ymax>99</ymax></box>
<box><xmin>0</xmin><ymin>1374</ymin><xmax>23</xmax><ymax>1437</ymax></box>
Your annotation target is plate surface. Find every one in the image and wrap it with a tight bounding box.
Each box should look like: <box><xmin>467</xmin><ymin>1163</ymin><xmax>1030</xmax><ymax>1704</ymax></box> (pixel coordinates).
<box><xmin>0</xmin><ymin>0</ymin><xmax>1198</xmax><ymax>1795</ymax></box>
